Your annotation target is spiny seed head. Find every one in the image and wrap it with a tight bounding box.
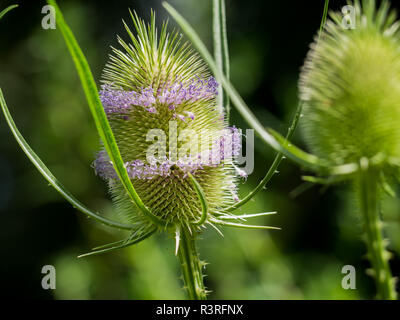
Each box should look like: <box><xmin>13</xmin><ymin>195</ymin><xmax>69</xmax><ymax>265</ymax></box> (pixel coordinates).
<box><xmin>94</xmin><ymin>11</ymin><xmax>242</xmax><ymax>228</ymax></box>
<box><xmin>300</xmin><ymin>0</ymin><xmax>400</xmax><ymax>168</ymax></box>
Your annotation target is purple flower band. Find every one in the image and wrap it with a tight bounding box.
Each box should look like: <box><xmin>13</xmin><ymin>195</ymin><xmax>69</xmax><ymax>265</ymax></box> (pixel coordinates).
<box><xmin>99</xmin><ymin>77</ymin><xmax>219</xmax><ymax>119</ymax></box>
<box><xmin>93</xmin><ymin>126</ymin><xmax>244</xmax><ymax>181</ymax></box>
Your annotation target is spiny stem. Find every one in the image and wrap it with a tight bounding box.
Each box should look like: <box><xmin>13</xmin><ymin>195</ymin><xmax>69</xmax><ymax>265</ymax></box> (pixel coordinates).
<box><xmin>357</xmin><ymin>164</ymin><xmax>396</xmax><ymax>300</ymax></box>
<box><xmin>177</xmin><ymin>227</ymin><xmax>207</xmax><ymax>300</ymax></box>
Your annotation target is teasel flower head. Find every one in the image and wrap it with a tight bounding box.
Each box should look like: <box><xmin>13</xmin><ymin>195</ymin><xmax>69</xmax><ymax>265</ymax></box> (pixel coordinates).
<box><xmin>93</xmin><ymin>12</ymin><xmax>243</xmax><ymax>233</ymax></box>
<box><xmin>299</xmin><ymin>0</ymin><xmax>400</xmax><ymax>175</ymax></box>
<box><xmin>297</xmin><ymin>0</ymin><xmax>399</xmax><ymax>299</ymax></box>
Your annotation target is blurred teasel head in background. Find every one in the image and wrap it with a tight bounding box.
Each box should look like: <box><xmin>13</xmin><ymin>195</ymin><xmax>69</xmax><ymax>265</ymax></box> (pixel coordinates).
<box><xmin>300</xmin><ymin>0</ymin><xmax>400</xmax><ymax>179</ymax></box>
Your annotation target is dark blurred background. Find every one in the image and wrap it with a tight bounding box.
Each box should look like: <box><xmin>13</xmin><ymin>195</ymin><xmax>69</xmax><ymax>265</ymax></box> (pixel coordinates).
<box><xmin>0</xmin><ymin>0</ymin><xmax>399</xmax><ymax>299</ymax></box>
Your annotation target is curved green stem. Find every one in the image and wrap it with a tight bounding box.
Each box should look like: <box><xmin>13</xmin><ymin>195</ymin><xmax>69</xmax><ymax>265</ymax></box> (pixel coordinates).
<box><xmin>213</xmin><ymin>0</ymin><xmax>230</xmax><ymax>117</ymax></box>
<box><xmin>188</xmin><ymin>173</ymin><xmax>208</xmax><ymax>226</ymax></box>
<box><xmin>0</xmin><ymin>4</ymin><xmax>18</xmax><ymax>21</ymax></box>
<box><xmin>177</xmin><ymin>227</ymin><xmax>207</xmax><ymax>300</ymax></box>
<box><xmin>77</xmin><ymin>227</ymin><xmax>157</xmax><ymax>258</ymax></box>
<box><xmin>357</xmin><ymin>160</ymin><xmax>396</xmax><ymax>300</ymax></box>
<box><xmin>225</xmin><ymin>102</ymin><xmax>303</xmax><ymax>212</ymax></box>
<box><xmin>319</xmin><ymin>0</ymin><xmax>329</xmax><ymax>39</ymax></box>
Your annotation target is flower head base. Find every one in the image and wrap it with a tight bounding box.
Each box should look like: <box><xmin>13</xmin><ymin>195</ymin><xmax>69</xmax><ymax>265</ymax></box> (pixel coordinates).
<box><xmin>94</xmin><ymin>12</ymin><xmax>242</xmax><ymax>227</ymax></box>
<box><xmin>300</xmin><ymin>0</ymin><xmax>400</xmax><ymax>170</ymax></box>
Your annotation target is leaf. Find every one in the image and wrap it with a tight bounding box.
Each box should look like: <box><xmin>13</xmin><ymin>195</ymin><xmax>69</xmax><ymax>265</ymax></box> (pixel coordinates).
<box><xmin>0</xmin><ymin>89</ymin><xmax>134</xmax><ymax>230</ymax></box>
<box><xmin>218</xmin><ymin>211</ymin><xmax>277</xmax><ymax>220</ymax></box>
<box><xmin>92</xmin><ymin>226</ymin><xmax>156</xmax><ymax>251</ymax></box>
<box><xmin>47</xmin><ymin>0</ymin><xmax>167</xmax><ymax>227</ymax></box>
<box><xmin>268</xmin><ymin>128</ymin><xmax>360</xmax><ymax>176</ymax></box>
<box><xmin>267</xmin><ymin>128</ymin><xmax>329</xmax><ymax>171</ymax></box>
<box><xmin>213</xmin><ymin>0</ymin><xmax>230</xmax><ymax>117</ymax></box>
<box><xmin>187</xmin><ymin>173</ymin><xmax>208</xmax><ymax>226</ymax></box>
<box><xmin>210</xmin><ymin>217</ymin><xmax>281</xmax><ymax>231</ymax></box>
<box><xmin>0</xmin><ymin>4</ymin><xmax>17</xmax><ymax>21</ymax></box>
<box><xmin>302</xmin><ymin>174</ymin><xmax>348</xmax><ymax>185</ymax></box>
<box><xmin>78</xmin><ymin>227</ymin><xmax>157</xmax><ymax>258</ymax></box>
<box><xmin>92</xmin><ymin>239</ymin><xmax>127</xmax><ymax>251</ymax></box>
<box><xmin>319</xmin><ymin>0</ymin><xmax>330</xmax><ymax>38</ymax></box>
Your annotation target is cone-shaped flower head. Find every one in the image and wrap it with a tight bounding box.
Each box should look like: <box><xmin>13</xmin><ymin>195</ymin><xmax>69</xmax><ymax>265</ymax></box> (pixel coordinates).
<box><xmin>94</xmin><ymin>12</ymin><xmax>242</xmax><ymax>229</ymax></box>
<box><xmin>300</xmin><ymin>0</ymin><xmax>400</xmax><ymax>169</ymax></box>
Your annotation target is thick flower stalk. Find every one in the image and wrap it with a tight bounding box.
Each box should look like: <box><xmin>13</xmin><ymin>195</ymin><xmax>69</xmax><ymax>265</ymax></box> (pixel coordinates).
<box><xmin>298</xmin><ymin>0</ymin><xmax>399</xmax><ymax>299</ymax></box>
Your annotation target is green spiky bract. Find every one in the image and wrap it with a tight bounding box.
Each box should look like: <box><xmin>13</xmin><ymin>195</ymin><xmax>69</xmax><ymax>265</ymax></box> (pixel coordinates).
<box><xmin>300</xmin><ymin>0</ymin><xmax>398</xmax><ymax>299</ymax></box>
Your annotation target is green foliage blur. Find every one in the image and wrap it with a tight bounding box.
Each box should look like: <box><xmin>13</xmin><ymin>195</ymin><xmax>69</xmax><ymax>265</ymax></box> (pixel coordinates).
<box><xmin>0</xmin><ymin>0</ymin><xmax>399</xmax><ymax>299</ymax></box>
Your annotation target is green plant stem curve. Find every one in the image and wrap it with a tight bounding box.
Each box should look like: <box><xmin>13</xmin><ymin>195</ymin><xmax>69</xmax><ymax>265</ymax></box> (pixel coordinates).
<box><xmin>213</xmin><ymin>0</ymin><xmax>230</xmax><ymax>117</ymax></box>
<box><xmin>225</xmin><ymin>102</ymin><xmax>303</xmax><ymax>212</ymax></box>
<box><xmin>0</xmin><ymin>4</ymin><xmax>18</xmax><ymax>21</ymax></box>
